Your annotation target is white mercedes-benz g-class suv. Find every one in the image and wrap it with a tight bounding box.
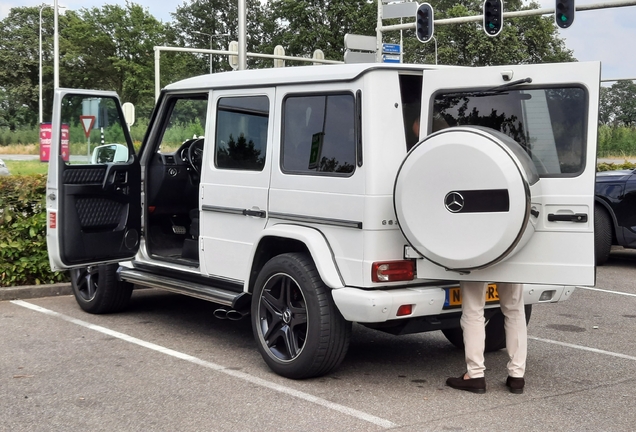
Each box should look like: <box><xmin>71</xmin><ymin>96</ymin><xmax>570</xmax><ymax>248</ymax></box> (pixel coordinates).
<box><xmin>47</xmin><ymin>61</ymin><xmax>600</xmax><ymax>379</ymax></box>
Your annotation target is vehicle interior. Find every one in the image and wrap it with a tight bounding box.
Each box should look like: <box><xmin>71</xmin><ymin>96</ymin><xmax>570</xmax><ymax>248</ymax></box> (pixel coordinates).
<box><xmin>144</xmin><ymin>95</ymin><xmax>209</xmax><ymax>266</ymax></box>
<box><xmin>146</xmin><ymin>137</ymin><xmax>203</xmax><ymax>265</ymax></box>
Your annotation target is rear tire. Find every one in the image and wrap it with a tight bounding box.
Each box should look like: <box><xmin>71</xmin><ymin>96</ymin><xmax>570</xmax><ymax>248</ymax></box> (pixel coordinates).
<box><xmin>70</xmin><ymin>264</ymin><xmax>133</xmax><ymax>314</ymax></box>
<box><xmin>251</xmin><ymin>253</ymin><xmax>351</xmax><ymax>379</ymax></box>
<box><xmin>595</xmin><ymin>205</ymin><xmax>612</xmax><ymax>266</ymax></box>
<box><xmin>442</xmin><ymin>305</ymin><xmax>532</xmax><ymax>352</ymax></box>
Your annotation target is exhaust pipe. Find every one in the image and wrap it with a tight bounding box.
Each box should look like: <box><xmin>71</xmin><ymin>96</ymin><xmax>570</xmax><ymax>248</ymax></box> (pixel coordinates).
<box><xmin>226</xmin><ymin>309</ymin><xmax>249</xmax><ymax>321</ymax></box>
<box><xmin>213</xmin><ymin>308</ymin><xmax>249</xmax><ymax>320</ymax></box>
<box><xmin>213</xmin><ymin>308</ymin><xmax>228</xmax><ymax>320</ymax></box>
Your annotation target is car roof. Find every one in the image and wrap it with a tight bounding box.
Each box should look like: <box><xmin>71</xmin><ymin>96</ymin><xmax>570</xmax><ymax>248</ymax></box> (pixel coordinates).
<box><xmin>163</xmin><ymin>63</ymin><xmax>451</xmax><ymax>92</ymax></box>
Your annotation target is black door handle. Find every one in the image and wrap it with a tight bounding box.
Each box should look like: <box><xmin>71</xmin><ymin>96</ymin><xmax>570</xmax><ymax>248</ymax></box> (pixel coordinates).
<box><xmin>547</xmin><ymin>213</ymin><xmax>588</xmax><ymax>223</ymax></box>
<box><xmin>243</xmin><ymin>209</ymin><xmax>266</xmax><ymax>218</ymax></box>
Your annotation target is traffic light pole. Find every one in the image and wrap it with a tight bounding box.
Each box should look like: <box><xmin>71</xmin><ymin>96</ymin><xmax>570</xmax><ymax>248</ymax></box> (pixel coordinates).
<box><xmin>238</xmin><ymin>0</ymin><xmax>247</xmax><ymax>70</ymax></box>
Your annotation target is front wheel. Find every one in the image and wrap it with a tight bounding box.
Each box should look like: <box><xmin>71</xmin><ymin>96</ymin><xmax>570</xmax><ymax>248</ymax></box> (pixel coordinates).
<box><xmin>442</xmin><ymin>305</ymin><xmax>532</xmax><ymax>352</ymax></box>
<box><xmin>251</xmin><ymin>253</ymin><xmax>351</xmax><ymax>379</ymax></box>
<box><xmin>71</xmin><ymin>264</ymin><xmax>133</xmax><ymax>314</ymax></box>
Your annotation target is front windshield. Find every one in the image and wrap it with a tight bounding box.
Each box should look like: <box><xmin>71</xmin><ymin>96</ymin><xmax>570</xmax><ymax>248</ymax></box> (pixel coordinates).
<box><xmin>432</xmin><ymin>87</ymin><xmax>587</xmax><ymax>176</ymax></box>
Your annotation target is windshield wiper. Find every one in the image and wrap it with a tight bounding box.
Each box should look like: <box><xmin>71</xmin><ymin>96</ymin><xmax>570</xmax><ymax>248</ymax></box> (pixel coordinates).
<box><xmin>442</xmin><ymin>77</ymin><xmax>533</xmax><ymax>98</ymax></box>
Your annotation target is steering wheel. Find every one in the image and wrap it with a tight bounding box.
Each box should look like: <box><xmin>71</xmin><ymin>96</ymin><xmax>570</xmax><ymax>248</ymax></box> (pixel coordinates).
<box><xmin>187</xmin><ymin>138</ymin><xmax>204</xmax><ymax>174</ymax></box>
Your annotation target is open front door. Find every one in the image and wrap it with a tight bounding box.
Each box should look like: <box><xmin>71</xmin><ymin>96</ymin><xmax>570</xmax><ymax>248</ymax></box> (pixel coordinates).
<box><xmin>47</xmin><ymin>89</ymin><xmax>141</xmax><ymax>271</ymax></box>
<box><xmin>395</xmin><ymin>62</ymin><xmax>600</xmax><ymax>286</ymax></box>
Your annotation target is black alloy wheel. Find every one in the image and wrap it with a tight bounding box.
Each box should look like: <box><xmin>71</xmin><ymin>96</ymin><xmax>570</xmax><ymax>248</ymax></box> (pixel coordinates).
<box><xmin>70</xmin><ymin>263</ymin><xmax>133</xmax><ymax>314</ymax></box>
<box><xmin>251</xmin><ymin>253</ymin><xmax>351</xmax><ymax>379</ymax></box>
<box><xmin>257</xmin><ymin>272</ymin><xmax>308</xmax><ymax>361</ymax></box>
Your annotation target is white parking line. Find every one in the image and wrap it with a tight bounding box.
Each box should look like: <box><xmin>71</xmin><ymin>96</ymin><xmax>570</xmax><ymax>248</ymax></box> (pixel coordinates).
<box><xmin>10</xmin><ymin>300</ymin><xmax>396</xmax><ymax>429</ymax></box>
<box><xmin>576</xmin><ymin>286</ymin><xmax>636</xmax><ymax>297</ymax></box>
<box><xmin>529</xmin><ymin>336</ymin><xmax>636</xmax><ymax>361</ymax></box>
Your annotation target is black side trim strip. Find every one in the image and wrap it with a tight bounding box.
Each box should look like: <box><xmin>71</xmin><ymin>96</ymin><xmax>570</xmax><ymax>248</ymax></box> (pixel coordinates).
<box><xmin>269</xmin><ymin>212</ymin><xmax>362</xmax><ymax>229</ymax></box>
<box><xmin>202</xmin><ymin>205</ymin><xmax>244</xmax><ymax>215</ymax></box>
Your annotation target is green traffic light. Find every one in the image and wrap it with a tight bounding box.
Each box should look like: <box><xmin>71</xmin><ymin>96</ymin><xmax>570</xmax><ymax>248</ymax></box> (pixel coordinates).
<box><xmin>560</xmin><ymin>14</ymin><xmax>568</xmax><ymax>22</ymax></box>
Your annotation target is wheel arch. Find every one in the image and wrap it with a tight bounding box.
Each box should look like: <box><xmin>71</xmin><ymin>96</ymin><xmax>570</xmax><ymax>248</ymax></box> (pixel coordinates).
<box><xmin>245</xmin><ymin>224</ymin><xmax>345</xmax><ymax>294</ymax></box>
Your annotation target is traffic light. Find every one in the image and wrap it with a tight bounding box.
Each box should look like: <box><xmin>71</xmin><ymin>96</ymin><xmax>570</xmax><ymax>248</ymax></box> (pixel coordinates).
<box><xmin>415</xmin><ymin>3</ymin><xmax>434</xmax><ymax>43</ymax></box>
<box><xmin>483</xmin><ymin>0</ymin><xmax>503</xmax><ymax>37</ymax></box>
<box><xmin>555</xmin><ymin>0</ymin><xmax>575</xmax><ymax>29</ymax></box>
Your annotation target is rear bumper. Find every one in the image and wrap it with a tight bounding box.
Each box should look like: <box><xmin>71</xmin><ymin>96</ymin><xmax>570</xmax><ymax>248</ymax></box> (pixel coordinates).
<box><xmin>331</xmin><ymin>283</ymin><xmax>575</xmax><ymax>323</ymax></box>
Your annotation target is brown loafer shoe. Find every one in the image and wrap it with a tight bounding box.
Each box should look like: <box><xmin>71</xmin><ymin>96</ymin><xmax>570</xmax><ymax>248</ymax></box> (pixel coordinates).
<box><xmin>506</xmin><ymin>376</ymin><xmax>525</xmax><ymax>394</ymax></box>
<box><xmin>446</xmin><ymin>374</ymin><xmax>486</xmax><ymax>394</ymax></box>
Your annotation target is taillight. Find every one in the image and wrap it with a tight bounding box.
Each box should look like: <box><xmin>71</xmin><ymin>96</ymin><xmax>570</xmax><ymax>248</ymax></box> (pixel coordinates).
<box><xmin>371</xmin><ymin>260</ymin><xmax>414</xmax><ymax>282</ymax></box>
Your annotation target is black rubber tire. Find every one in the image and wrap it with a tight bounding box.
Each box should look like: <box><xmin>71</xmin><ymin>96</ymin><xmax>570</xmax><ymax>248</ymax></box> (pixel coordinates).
<box><xmin>70</xmin><ymin>264</ymin><xmax>133</xmax><ymax>314</ymax></box>
<box><xmin>442</xmin><ymin>305</ymin><xmax>533</xmax><ymax>352</ymax></box>
<box><xmin>251</xmin><ymin>253</ymin><xmax>351</xmax><ymax>379</ymax></box>
<box><xmin>595</xmin><ymin>205</ymin><xmax>613</xmax><ymax>266</ymax></box>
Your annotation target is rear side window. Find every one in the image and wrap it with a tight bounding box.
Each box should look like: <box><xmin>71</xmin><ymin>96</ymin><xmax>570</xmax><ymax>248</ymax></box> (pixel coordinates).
<box><xmin>215</xmin><ymin>96</ymin><xmax>269</xmax><ymax>171</ymax></box>
<box><xmin>282</xmin><ymin>94</ymin><xmax>356</xmax><ymax>176</ymax></box>
<box><xmin>433</xmin><ymin>87</ymin><xmax>588</xmax><ymax>176</ymax></box>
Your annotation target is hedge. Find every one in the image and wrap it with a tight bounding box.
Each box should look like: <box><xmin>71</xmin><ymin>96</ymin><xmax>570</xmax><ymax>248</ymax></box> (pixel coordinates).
<box><xmin>0</xmin><ymin>175</ymin><xmax>69</xmax><ymax>287</ymax></box>
<box><xmin>597</xmin><ymin>161</ymin><xmax>636</xmax><ymax>171</ymax></box>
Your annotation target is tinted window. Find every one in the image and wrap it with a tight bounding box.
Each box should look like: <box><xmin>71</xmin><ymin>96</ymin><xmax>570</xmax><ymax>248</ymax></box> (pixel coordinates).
<box><xmin>282</xmin><ymin>94</ymin><xmax>356</xmax><ymax>175</ymax></box>
<box><xmin>433</xmin><ymin>87</ymin><xmax>587</xmax><ymax>175</ymax></box>
<box><xmin>215</xmin><ymin>96</ymin><xmax>269</xmax><ymax>171</ymax></box>
<box><xmin>399</xmin><ymin>74</ymin><xmax>423</xmax><ymax>150</ymax></box>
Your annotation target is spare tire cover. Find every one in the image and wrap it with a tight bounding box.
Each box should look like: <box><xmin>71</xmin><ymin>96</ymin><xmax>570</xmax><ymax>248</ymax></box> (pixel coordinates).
<box><xmin>394</xmin><ymin>126</ymin><xmax>539</xmax><ymax>271</ymax></box>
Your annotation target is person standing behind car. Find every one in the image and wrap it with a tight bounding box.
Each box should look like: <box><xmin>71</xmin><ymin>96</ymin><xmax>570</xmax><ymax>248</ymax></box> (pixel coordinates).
<box><xmin>445</xmin><ymin>281</ymin><xmax>527</xmax><ymax>394</ymax></box>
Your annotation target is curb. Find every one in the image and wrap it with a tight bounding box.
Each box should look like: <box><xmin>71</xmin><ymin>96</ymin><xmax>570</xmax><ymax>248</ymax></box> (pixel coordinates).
<box><xmin>0</xmin><ymin>283</ymin><xmax>72</xmax><ymax>301</ymax></box>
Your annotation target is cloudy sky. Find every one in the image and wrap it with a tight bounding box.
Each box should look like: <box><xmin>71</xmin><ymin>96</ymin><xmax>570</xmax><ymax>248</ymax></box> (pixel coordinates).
<box><xmin>2</xmin><ymin>0</ymin><xmax>635</xmax><ymax>82</ymax></box>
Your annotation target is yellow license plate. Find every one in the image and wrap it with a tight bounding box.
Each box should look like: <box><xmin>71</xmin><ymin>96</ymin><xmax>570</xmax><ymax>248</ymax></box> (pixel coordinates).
<box><xmin>444</xmin><ymin>284</ymin><xmax>499</xmax><ymax>308</ymax></box>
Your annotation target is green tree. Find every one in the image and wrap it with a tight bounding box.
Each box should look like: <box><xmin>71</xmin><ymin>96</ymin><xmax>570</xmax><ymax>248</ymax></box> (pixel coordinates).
<box><xmin>61</xmin><ymin>2</ymin><xmax>170</xmax><ymax>118</ymax></box>
<box><xmin>0</xmin><ymin>6</ymin><xmax>63</xmax><ymax>127</ymax></box>
<box><xmin>264</xmin><ymin>0</ymin><xmax>377</xmax><ymax>62</ymax></box>
<box><xmin>601</xmin><ymin>80</ymin><xmax>636</xmax><ymax>127</ymax></box>
<box><xmin>169</xmin><ymin>0</ymin><xmax>268</xmax><ymax>73</ymax></box>
<box><xmin>599</xmin><ymin>86</ymin><xmax>612</xmax><ymax>125</ymax></box>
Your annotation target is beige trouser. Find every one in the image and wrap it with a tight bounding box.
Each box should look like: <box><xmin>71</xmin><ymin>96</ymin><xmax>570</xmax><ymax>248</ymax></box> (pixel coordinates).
<box><xmin>460</xmin><ymin>281</ymin><xmax>527</xmax><ymax>379</ymax></box>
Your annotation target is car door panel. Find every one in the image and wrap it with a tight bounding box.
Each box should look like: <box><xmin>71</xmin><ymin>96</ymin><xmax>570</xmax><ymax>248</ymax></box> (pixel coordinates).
<box><xmin>47</xmin><ymin>89</ymin><xmax>141</xmax><ymax>271</ymax></box>
<box><xmin>405</xmin><ymin>62</ymin><xmax>600</xmax><ymax>286</ymax></box>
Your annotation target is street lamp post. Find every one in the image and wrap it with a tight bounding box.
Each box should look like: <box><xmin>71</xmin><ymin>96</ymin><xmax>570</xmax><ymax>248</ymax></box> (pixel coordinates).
<box><xmin>192</xmin><ymin>31</ymin><xmax>230</xmax><ymax>74</ymax></box>
<box><xmin>40</xmin><ymin>3</ymin><xmax>65</xmax><ymax>124</ymax></box>
<box><xmin>39</xmin><ymin>4</ymin><xmax>47</xmax><ymax>124</ymax></box>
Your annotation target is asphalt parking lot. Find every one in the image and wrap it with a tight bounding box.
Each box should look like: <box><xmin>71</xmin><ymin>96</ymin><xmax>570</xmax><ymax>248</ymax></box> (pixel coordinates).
<box><xmin>2</xmin><ymin>249</ymin><xmax>636</xmax><ymax>431</ymax></box>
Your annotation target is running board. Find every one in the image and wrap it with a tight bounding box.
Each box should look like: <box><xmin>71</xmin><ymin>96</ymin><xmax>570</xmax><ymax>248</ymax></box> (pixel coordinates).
<box><xmin>118</xmin><ymin>267</ymin><xmax>249</xmax><ymax>309</ymax></box>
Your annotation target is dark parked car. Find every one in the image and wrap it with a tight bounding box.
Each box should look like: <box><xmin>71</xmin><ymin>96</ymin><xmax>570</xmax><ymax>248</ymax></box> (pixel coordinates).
<box><xmin>595</xmin><ymin>168</ymin><xmax>636</xmax><ymax>264</ymax></box>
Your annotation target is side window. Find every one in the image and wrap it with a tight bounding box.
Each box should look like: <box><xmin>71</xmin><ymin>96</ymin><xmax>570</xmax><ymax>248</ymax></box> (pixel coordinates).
<box><xmin>215</xmin><ymin>96</ymin><xmax>269</xmax><ymax>171</ymax></box>
<box><xmin>58</xmin><ymin>95</ymin><xmax>132</xmax><ymax>164</ymax></box>
<box><xmin>399</xmin><ymin>74</ymin><xmax>423</xmax><ymax>151</ymax></box>
<box><xmin>158</xmin><ymin>96</ymin><xmax>208</xmax><ymax>154</ymax></box>
<box><xmin>282</xmin><ymin>94</ymin><xmax>356</xmax><ymax>175</ymax></box>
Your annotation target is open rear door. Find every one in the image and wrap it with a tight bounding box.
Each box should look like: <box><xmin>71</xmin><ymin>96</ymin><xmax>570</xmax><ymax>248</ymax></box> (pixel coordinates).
<box><xmin>46</xmin><ymin>89</ymin><xmax>141</xmax><ymax>271</ymax></box>
<box><xmin>395</xmin><ymin>62</ymin><xmax>600</xmax><ymax>286</ymax></box>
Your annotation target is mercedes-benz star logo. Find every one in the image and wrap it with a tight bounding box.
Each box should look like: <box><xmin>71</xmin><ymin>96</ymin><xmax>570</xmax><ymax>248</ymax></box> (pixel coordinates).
<box><xmin>444</xmin><ymin>192</ymin><xmax>465</xmax><ymax>213</ymax></box>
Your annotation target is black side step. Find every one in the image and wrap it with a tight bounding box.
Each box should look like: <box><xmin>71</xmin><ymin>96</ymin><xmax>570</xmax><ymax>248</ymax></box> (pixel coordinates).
<box><xmin>118</xmin><ymin>267</ymin><xmax>249</xmax><ymax>309</ymax></box>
